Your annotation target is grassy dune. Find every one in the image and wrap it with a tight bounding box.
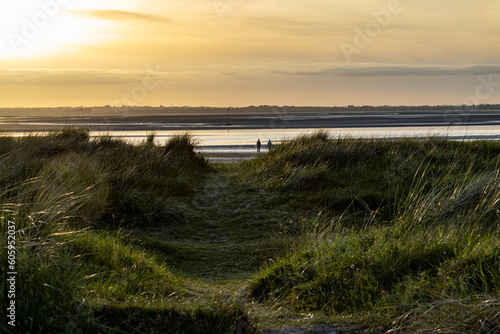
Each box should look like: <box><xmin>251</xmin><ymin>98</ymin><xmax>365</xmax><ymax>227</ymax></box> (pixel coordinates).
<box><xmin>1</xmin><ymin>128</ymin><xmax>499</xmax><ymax>333</ymax></box>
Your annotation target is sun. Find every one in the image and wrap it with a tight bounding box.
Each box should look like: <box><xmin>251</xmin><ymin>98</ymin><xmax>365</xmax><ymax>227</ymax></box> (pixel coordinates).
<box><xmin>0</xmin><ymin>1</ymin><xmax>114</xmax><ymax>59</ymax></box>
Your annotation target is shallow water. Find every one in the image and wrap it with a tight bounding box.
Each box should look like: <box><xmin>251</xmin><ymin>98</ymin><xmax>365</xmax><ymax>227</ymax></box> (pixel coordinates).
<box><xmin>4</xmin><ymin>125</ymin><xmax>500</xmax><ymax>153</ymax></box>
<box><xmin>90</xmin><ymin>125</ymin><xmax>500</xmax><ymax>148</ymax></box>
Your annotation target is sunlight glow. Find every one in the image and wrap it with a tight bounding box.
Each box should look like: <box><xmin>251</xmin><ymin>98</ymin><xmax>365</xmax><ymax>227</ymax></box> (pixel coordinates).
<box><xmin>0</xmin><ymin>1</ymin><xmax>123</xmax><ymax>58</ymax></box>
<box><xmin>0</xmin><ymin>0</ymin><xmax>499</xmax><ymax>107</ymax></box>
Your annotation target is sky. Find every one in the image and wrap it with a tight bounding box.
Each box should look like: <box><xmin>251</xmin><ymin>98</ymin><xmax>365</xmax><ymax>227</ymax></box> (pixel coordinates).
<box><xmin>0</xmin><ymin>0</ymin><xmax>499</xmax><ymax>108</ymax></box>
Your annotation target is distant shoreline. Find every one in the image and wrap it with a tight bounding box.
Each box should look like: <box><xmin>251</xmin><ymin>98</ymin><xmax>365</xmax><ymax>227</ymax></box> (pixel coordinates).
<box><xmin>1</xmin><ymin>104</ymin><xmax>500</xmax><ymax>116</ymax></box>
<box><xmin>2</xmin><ymin>110</ymin><xmax>500</xmax><ymax>163</ymax></box>
<box><xmin>1</xmin><ymin>108</ymin><xmax>500</xmax><ymax>133</ymax></box>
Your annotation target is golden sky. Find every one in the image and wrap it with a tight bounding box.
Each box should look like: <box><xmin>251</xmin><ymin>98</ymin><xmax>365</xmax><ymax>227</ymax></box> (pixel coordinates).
<box><xmin>1</xmin><ymin>0</ymin><xmax>499</xmax><ymax>107</ymax></box>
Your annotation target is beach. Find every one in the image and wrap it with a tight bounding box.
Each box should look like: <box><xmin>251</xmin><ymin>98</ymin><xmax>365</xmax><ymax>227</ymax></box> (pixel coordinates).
<box><xmin>2</xmin><ymin>107</ymin><xmax>500</xmax><ymax>161</ymax></box>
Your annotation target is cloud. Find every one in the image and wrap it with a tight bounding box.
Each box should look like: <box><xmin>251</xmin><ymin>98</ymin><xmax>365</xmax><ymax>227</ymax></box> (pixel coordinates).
<box><xmin>273</xmin><ymin>65</ymin><xmax>500</xmax><ymax>77</ymax></box>
<box><xmin>234</xmin><ymin>16</ymin><xmax>346</xmax><ymax>37</ymax></box>
<box><xmin>70</xmin><ymin>9</ymin><xmax>168</xmax><ymax>23</ymax></box>
<box><xmin>0</xmin><ymin>68</ymin><xmax>165</xmax><ymax>86</ymax></box>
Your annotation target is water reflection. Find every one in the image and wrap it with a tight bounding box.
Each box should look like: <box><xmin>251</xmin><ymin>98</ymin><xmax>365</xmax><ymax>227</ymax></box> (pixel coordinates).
<box><xmin>89</xmin><ymin>126</ymin><xmax>500</xmax><ymax>148</ymax></box>
<box><xmin>3</xmin><ymin>126</ymin><xmax>500</xmax><ymax>152</ymax></box>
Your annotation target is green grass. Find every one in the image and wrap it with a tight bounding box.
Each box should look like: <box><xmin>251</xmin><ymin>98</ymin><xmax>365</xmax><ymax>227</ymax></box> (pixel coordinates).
<box><xmin>243</xmin><ymin>132</ymin><xmax>500</xmax><ymax>332</ymax></box>
<box><xmin>1</xmin><ymin>128</ymin><xmax>499</xmax><ymax>333</ymax></box>
<box><xmin>0</xmin><ymin>129</ymin><xmax>249</xmax><ymax>333</ymax></box>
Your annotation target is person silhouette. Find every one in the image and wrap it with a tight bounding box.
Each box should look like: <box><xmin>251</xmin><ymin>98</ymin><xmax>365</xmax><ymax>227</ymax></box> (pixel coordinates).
<box><xmin>267</xmin><ymin>139</ymin><xmax>272</xmax><ymax>150</ymax></box>
<box><xmin>257</xmin><ymin>139</ymin><xmax>261</xmax><ymax>153</ymax></box>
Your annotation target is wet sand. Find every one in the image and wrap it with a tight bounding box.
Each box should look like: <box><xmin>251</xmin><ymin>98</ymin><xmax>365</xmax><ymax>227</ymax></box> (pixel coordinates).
<box><xmin>200</xmin><ymin>152</ymin><xmax>258</xmax><ymax>163</ymax></box>
<box><xmin>2</xmin><ymin>108</ymin><xmax>500</xmax><ymax>133</ymax></box>
<box><xmin>2</xmin><ymin>108</ymin><xmax>500</xmax><ymax>162</ymax></box>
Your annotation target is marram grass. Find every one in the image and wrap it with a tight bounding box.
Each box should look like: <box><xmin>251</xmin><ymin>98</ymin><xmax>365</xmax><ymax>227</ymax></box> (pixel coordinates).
<box><xmin>0</xmin><ymin>129</ymin><xmax>251</xmax><ymax>333</ymax></box>
<box><xmin>1</xmin><ymin>128</ymin><xmax>499</xmax><ymax>333</ymax></box>
<box><xmin>245</xmin><ymin>132</ymin><xmax>500</xmax><ymax>332</ymax></box>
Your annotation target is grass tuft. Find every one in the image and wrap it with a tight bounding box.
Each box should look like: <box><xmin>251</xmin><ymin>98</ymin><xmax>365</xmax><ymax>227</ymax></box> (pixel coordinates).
<box><xmin>1</xmin><ymin>129</ymin><xmax>499</xmax><ymax>333</ymax></box>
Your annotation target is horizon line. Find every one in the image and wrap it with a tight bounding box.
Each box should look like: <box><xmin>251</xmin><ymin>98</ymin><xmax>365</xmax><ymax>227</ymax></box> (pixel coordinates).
<box><xmin>1</xmin><ymin>103</ymin><xmax>500</xmax><ymax>110</ymax></box>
